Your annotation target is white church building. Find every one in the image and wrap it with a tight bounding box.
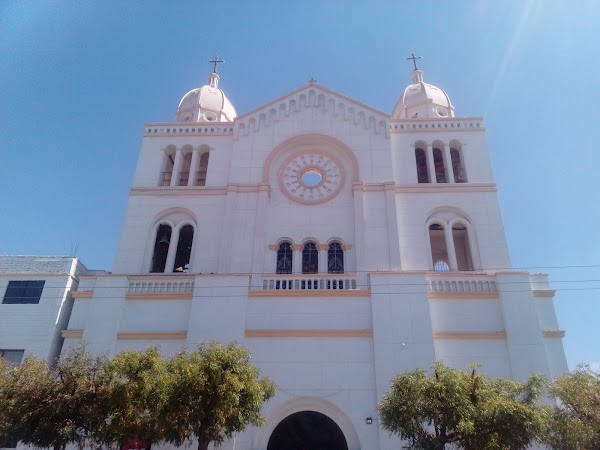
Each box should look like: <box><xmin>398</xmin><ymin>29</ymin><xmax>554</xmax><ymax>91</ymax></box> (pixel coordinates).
<box><xmin>58</xmin><ymin>60</ymin><xmax>568</xmax><ymax>449</ymax></box>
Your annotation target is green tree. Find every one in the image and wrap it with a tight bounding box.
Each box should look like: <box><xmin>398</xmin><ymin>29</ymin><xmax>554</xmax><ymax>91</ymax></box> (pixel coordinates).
<box><xmin>0</xmin><ymin>347</ymin><xmax>107</xmax><ymax>450</ymax></box>
<box><xmin>162</xmin><ymin>342</ymin><xmax>276</xmax><ymax>450</ymax></box>
<box><xmin>546</xmin><ymin>364</ymin><xmax>600</xmax><ymax>450</ymax></box>
<box><xmin>378</xmin><ymin>362</ymin><xmax>547</xmax><ymax>450</ymax></box>
<box><xmin>96</xmin><ymin>347</ymin><xmax>171</xmax><ymax>449</ymax></box>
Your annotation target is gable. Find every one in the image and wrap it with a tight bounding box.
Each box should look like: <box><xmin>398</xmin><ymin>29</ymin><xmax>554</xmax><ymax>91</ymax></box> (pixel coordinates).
<box><xmin>233</xmin><ymin>83</ymin><xmax>390</xmax><ymax>139</ymax></box>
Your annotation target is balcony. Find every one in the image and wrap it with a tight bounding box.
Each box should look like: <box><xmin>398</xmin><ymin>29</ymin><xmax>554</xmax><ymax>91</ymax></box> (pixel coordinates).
<box><xmin>427</xmin><ymin>273</ymin><xmax>498</xmax><ymax>297</ymax></box>
<box><xmin>250</xmin><ymin>273</ymin><xmax>368</xmax><ymax>296</ymax></box>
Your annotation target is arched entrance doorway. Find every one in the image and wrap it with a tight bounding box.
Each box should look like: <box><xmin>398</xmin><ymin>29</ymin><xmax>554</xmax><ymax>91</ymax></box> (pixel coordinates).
<box><xmin>267</xmin><ymin>410</ymin><xmax>348</xmax><ymax>450</ymax></box>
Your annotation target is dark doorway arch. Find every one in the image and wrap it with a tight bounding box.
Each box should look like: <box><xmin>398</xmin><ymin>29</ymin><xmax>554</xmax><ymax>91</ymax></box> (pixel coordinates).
<box><xmin>267</xmin><ymin>410</ymin><xmax>348</xmax><ymax>450</ymax></box>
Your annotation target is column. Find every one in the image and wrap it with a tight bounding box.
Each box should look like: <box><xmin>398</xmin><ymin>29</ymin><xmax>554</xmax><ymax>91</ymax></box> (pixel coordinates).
<box><xmin>317</xmin><ymin>244</ymin><xmax>329</xmax><ymax>274</ymax></box>
<box><xmin>292</xmin><ymin>245</ymin><xmax>303</xmax><ymax>274</ymax></box>
<box><xmin>250</xmin><ymin>186</ymin><xmax>270</xmax><ymax>286</ymax></box>
<box><xmin>444</xmin><ymin>225</ymin><xmax>458</xmax><ymax>271</ymax></box>
<box><xmin>188</xmin><ymin>148</ymin><xmax>200</xmax><ymax>187</ymax></box>
<box><xmin>158</xmin><ymin>148</ymin><xmax>168</xmax><ymax>186</ymax></box>
<box><xmin>426</xmin><ymin>144</ymin><xmax>436</xmax><ymax>184</ymax></box>
<box><xmin>443</xmin><ymin>143</ymin><xmax>455</xmax><ymax>184</ymax></box>
<box><xmin>164</xmin><ymin>226</ymin><xmax>180</xmax><ymax>273</ymax></box>
<box><xmin>217</xmin><ymin>187</ymin><xmax>238</xmax><ymax>273</ymax></box>
<box><xmin>170</xmin><ymin>148</ymin><xmax>183</xmax><ymax>187</ymax></box>
<box><xmin>353</xmin><ymin>185</ymin><xmax>367</xmax><ymax>286</ymax></box>
<box><xmin>384</xmin><ymin>181</ymin><xmax>402</xmax><ymax>271</ymax></box>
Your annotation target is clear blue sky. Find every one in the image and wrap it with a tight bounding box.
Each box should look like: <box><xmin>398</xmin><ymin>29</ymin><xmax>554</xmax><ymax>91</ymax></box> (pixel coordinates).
<box><xmin>1</xmin><ymin>0</ymin><xmax>599</xmax><ymax>371</ymax></box>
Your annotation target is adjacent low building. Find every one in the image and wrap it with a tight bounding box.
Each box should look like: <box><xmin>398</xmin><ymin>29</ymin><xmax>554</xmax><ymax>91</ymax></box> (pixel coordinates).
<box><xmin>0</xmin><ymin>256</ymin><xmax>88</xmax><ymax>366</ymax></box>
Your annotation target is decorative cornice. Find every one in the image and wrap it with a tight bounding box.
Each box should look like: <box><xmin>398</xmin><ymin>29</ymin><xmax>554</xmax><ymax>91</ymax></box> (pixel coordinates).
<box><xmin>72</xmin><ymin>291</ymin><xmax>93</xmax><ymax>298</ymax></box>
<box><xmin>533</xmin><ymin>290</ymin><xmax>556</xmax><ymax>298</ymax></box>
<box><xmin>268</xmin><ymin>244</ymin><xmax>280</xmax><ymax>251</ymax></box>
<box><xmin>143</xmin><ymin>123</ymin><xmax>234</xmax><ymax>137</ymax></box>
<box><xmin>341</xmin><ymin>244</ymin><xmax>353</xmax><ymax>251</ymax></box>
<box><xmin>244</xmin><ymin>329</ymin><xmax>373</xmax><ymax>338</ymax></box>
<box><xmin>291</xmin><ymin>245</ymin><xmax>303</xmax><ymax>251</ymax></box>
<box><xmin>117</xmin><ymin>332</ymin><xmax>187</xmax><ymax>340</ymax></box>
<box><xmin>351</xmin><ymin>182</ymin><xmax>497</xmax><ymax>193</ymax></box>
<box><xmin>433</xmin><ymin>331</ymin><xmax>506</xmax><ymax>340</ymax></box>
<box><xmin>542</xmin><ymin>330</ymin><xmax>565</xmax><ymax>338</ymax></box>
<box><xmin>234</xmin><ymin>83</ymin><xmax>389</xmax><ymax>140</ymax></box>
<box><xmin>61</xmin><ymin>330</ymin><xmax>83</xmax><ymax>338</ymax></box>
<box><xmin>317</xmin><ymin>244</ymin><xmax>329</xmax><ymax>251</ymax></box>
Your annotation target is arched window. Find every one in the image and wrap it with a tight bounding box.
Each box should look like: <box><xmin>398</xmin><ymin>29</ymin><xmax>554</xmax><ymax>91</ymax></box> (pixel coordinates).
<box><xmin>197</xmin><ymin>152</ymin><xmax>209</xmax><ymax>186</ymax></box>
<box><xmin>429</xmin><ymin>223</ymin><xmax>449</xmax><ymax>272</ymax></box>
<box><xmin>160</xmin><ymin>151</ymin><xmax>175</xmax><ymax>186</ymax></box>
<box><xmin>302</xmin><ymin>242</ymin><xmax>318</xmax><ymax>274</ymax></box>
<box><xmin>173</xmin><ymin>225</ymin><xmax>194</xmax><ymax>272</ymax></box>
<box><xmin>433</xmin><ymin>148</ymin><xmax>447</xmax><ymax>183</ymax></box>
<box><xmin>451</xmin><ymin>148</ymin><xmax>467</xmax><ymax>183</ymax></box>
<box><xmin>328</xmin><ymin>242</ymin><xmax>344</xmax><ymax>274</ymax></box>
<box><xmin>415</xmin><ymin>148</ymin><xmax>429</xmax><ymax>183</ymax></box>
<box><xmin>179</xmin><ymin>152</ymin><xmax>192</xmax><ymax>186</ymax></box>
<box><xmin>276</xmin><ymin>242</ymin><xmax>293</xmax><ymax>274</ymax></box>
<box><xmin>151</xmin><ymin>224</ymin><xmax>172</xmax><ymax>273</ymax></box>
<box><xmin>452</xmin><ymin>223</ymin><xmax>473</xmax><ymax>271</ymax></box>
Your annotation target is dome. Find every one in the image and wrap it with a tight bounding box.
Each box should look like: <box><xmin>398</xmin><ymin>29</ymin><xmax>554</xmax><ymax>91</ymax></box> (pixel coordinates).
<box><xmin>176</xmin><ymin>72</ymin><xmax>237</xmax><ymax>123</ymax></box>
<box><xmin>392</xmin><ymin>69</ymin><xmax>454</xmax><ymax>120</ymax></box>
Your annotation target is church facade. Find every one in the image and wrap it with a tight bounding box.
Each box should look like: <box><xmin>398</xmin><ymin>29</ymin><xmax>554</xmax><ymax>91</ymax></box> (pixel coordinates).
<box><xmin>60</xmin><ymin>63</ymin><xmax>568</xmax><ymax>449</ymax></box>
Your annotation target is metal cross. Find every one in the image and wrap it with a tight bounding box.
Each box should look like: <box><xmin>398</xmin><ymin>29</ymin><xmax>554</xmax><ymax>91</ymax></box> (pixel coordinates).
<box><xmin>208</xmin><ymin>55</ymin><xmax>224</xmax><ymax>73</ymax></box>
<box><xmin>406</xmin><ymin>52</ymin><xmax>422</xmax><ymax>70</ymax></box>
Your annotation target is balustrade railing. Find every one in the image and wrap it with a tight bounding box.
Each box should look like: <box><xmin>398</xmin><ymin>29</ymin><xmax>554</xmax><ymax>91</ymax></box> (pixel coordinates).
<box><xmin>428</xmin><ymin>274</ymin><xmax>497</xmax><ymax>293</ymax></box>
<box><xmin>256</xmin><ymin>274</ymin><xmax>359</xmax><ymax>291</ymax></box>
<box><xmin>128</xmin><ymin>279</ymin><xmax>194</xmax><ymax>294</ymax></box>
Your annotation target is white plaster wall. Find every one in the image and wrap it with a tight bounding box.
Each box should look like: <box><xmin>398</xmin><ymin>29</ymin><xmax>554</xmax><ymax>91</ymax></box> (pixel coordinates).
<box><xmin>114</xmin><ymin>339</ymin><xmax>187</xmax><ymax>356</ymax></box>
<box><xmin>120</xmin><ymin>300</ymin><xmax>191</xmax><ymax>332</ymax></box>
<box><xmin>429</xmin><ymin>299</ymin><xmax>504</xmax><ymax>332</ymax></box>
<box><xmin>246</xmin><ymin>296</ymin><xmax>371</xmax><ymax>330</ymax></box>
<box><xmin>434</xmin><ymin>339</ymin><xmax>512</xmax><ymax>378</ymax></box>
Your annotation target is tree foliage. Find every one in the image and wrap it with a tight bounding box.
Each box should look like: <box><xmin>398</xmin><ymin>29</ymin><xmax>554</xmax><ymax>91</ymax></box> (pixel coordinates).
<box><xmin>0</xmin><ymin>347</ymin><xmax>107</xmax><ymax>450</ymax></box>
<box><xmin>378</xmin><ymin>362</ymin><xmax>547</xmax><ymax>450</ymax></box>
<box><xmin>0</xmin><ymin>342</ymin><xmax>274</xmax><ymax>450</ymax></box>
<box><xmin>162</xmin><ymin>342</ymin><xmax>276</xmax><ymax>450</ymax></box>
<box><xmin>546</xmin><ymin>364</ymin><xmax>600</xmax><ymax>450</ymax></box>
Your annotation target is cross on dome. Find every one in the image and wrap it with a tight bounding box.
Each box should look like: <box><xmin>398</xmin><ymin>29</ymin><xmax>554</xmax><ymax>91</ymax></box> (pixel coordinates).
<box><xmin>208</xmin><ymin>55</ymin><xmax>224</xmax><ymax>73</ymax></box>
<box><xmin>406</xmin><ymin>52</ymin><xmax>422</xmax><ymax>70</ymax></box>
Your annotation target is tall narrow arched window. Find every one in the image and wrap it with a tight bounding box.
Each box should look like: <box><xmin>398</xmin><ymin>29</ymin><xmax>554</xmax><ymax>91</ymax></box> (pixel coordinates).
<box><xmin>415</xmin><ymin>148</ymin><xmax>429</xmax><ymax>183</ymax></box>
<box><xmin>328</xmin><ymin>242</ymin><xmax>344</xmax><ymax>274</ymax></box>
<box><xmin>151</xmin><ymin>224</ymin><xmax>172</xmax><ymax>273</ymax></box>
<box><xmin>302</xmin><ymin>242</ymin><xmax>318</xmax><ymax>274</ymax></box>
<box><xmin>433</xmin><ymin>148</ymin><xmax>447</xmax><ymax>183</ymax></box>
<box><xmin>276</xmin><ymin>242</ymin><xmax>293</xmax><ymax>274</ymax></box>
<box><xmin>452</xmin><ymin>224</ymin><xmax>473</xmax><ymax>271</ymax></box>
<box><xmin>451</xmin><ymin>148</ymin><xmax>467</xmax><ymax>183</ymax></box>
<box><xmin>429</xmin><ymin>223</ymin><xmax>449</xmax><ymax>272</ymax></box>
<box><xmin>197</xmin><ymin>152</ymin><xmax>209</xmax><ymax>186</ymax></box>
<box><xmin>173</xmin><ymin>225</ymin><xmax>194</xmax><ymax>272</ymax></box>
<box><xmin>160</xmin><ymin>152</ymin><xmax>175</xmax><ymax>186</ymax></box>
<box><xmin>179</xmin><ymin>152</ymin><xmax>192</xmax><ymax>186</ymax></box>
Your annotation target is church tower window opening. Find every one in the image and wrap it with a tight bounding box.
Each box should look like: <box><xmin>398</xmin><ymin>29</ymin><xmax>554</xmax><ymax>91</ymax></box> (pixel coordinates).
<box><xmin>151</xmin><ymin>224</ymin><xmax>172</xmax><ymax>273</ymax></box>
<box><xmin>179</xmin><ymin>152</ymin><xmax>192</xmax><ymax>186</ymax></box>
<box><xmin>415</xmin><ymin>148</ymin><xmax>429</xmax><ymax>183</ymax></box>
<box><xmin>328</xmin><ymin>242</ymin><xmax>344</xmax><ymax>274</ymax></box>
<box><xmin>451</xmin><ymin>146</ymin><xmax>467</xmax><ymax>183</ymax></box>
<box><xmin>173</xmin><ymin>224</ymin><xmax>194</xmax><ymax>272</ymax></box>
<box><xmin>302</xmin><ymin>242</ymin><xmax>318</xmax><ymax>274</ymax></box>
<box><xmin>429</xmin><ymin>223</ymin><xmax>450</xmax><ymax>272</ymax></box>
<box><xmin>452</xmin><ymin>223</ymin><xmax>473</xmax><ymax>271</ymax></box>
<box><xmin>160</xmin><ymin>150</ymin><xmax>175</xmax><ymax>186</ymax></box>
<box><xmin>432</xmin><ymin>148</ymin><xmax>447</xmax><ymax>183</ymax></box>
<box><xmin>197</xmin><ymin>151</ymin><xmax>209</xmax><ymax>186</ymax></box>
<box><xmin>276</xmin><ymin>241</ymin><xmax>293</xmax><ymax>274</ymax></box>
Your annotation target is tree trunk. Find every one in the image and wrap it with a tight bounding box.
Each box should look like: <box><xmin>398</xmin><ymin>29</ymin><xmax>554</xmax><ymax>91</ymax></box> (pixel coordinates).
<box><xmin>197</xmin><ymin>440</ymin><xmax>210</xmax><ymax>450</ymax></box>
